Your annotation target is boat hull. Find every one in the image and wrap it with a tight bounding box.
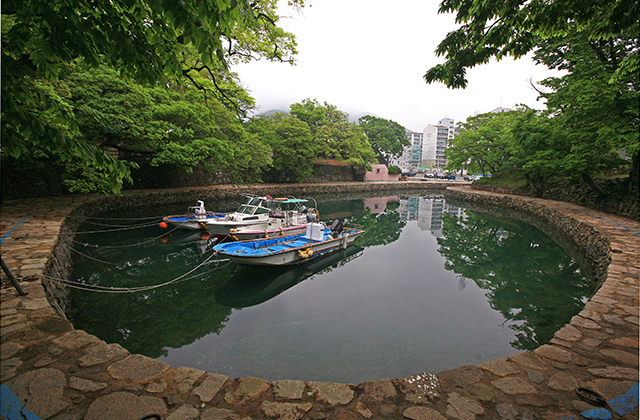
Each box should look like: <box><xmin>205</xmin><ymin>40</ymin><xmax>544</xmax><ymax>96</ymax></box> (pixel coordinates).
<box><xmin>162</xmin><ymin>196</ymin><xmax>315</xmax><ymax>238</ymax></box>
<box><xmin>214</xmin><ymin>228</ymin><xmax>364</xmax><ymax>266</ymax></box>
<box><xmin>163</xmin><ymin>214</ymin><xmax>224</xmax><ymax>230</ymax></box>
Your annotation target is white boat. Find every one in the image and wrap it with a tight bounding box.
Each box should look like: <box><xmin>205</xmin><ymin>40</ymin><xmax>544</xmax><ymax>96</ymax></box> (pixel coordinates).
<box><xmin>162</xmin><ymin>196</ymin><xmax>318</xmax><ymax>239</ymax></box>
<box><xmin>213</xmin><ymin>221</ymin><xmax>364</xmax><ymax>266</ymax></box>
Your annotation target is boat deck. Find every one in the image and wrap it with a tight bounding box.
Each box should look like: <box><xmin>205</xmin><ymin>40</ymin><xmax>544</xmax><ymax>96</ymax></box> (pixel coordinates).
<box><xmin>219</xmin><ymin>233</ymin><xmax>330</xmax><ymax>255</ymax></box>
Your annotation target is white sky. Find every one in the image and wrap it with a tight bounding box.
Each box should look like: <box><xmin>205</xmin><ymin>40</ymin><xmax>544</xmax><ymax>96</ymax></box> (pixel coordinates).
<box><xmin>233</xmin><ymin>0</ymin><xmax>563</xmax><ymax>132</ymax></box>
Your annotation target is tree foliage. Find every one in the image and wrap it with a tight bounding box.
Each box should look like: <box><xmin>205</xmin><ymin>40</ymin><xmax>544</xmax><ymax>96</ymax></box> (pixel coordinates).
<box><xmin>246</xmin><ymin>112</ymin><xmax>318</xmax><ymax>182</ymax></box>
<box><xmin>438</xmin><ymin>5</ymin><xmax>639</xmax><ymax>195</ymax></box>
<box><xmin>357</xmin><ymin>115</ymin><xmax>409</xmax><ymax>162</ymax></box>
<box><xmin>424</xmin><ymin>0</ymin><xmax>638</xmax><ymax>88</ymax></box>
<box><xmin>445</xmin><ymin>111</ymin><xmax>520</xmax><ymax>176</ymax></box>
<box><xmin>1</xmin><ymin>0</ymin><xmax>300</xmax><ymax>193</ymax></box>
<box><xmin>290</xmin><ymin>99</ymin><xmax>377</xmax><ymax>168</ymax></box>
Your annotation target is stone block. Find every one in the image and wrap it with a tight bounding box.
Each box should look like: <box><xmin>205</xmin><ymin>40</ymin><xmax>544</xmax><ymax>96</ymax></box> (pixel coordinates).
<box><xmin>308</xmin><ymin>381</ymin><xmax>354</xmax><ymax>406</ymax></box>
<box><xmin>273</xmin><ymin>379</ymin><xmax>306</xmax><ymax>400</ymax></box>
<box><xmin>107</xmin><ymin>354</ymin><xmax>170</xmax><ymax>382</ymax></box>
<box><xmin>84</xmin><ymin>391</ymin><xmax>166</xmax><ymax>420</ymax></box>
<box><xmin>193</xmin><ymin>373</ymin><xmax>229</xmax><ymax>402</ymax></box>
<box><xmin>224</xmin><ymin>377</ymin><xmax>270</xmax><ymax>405</ymax></box>
<box><xmin>479</xmin><ymin>358</ymin><xmax>518</xmax><ymax>376</ymax></box>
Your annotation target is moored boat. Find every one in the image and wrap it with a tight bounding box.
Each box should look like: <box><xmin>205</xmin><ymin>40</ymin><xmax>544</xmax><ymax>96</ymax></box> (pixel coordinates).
<box><xmin>162</xmin><ymin>196</ymin><xmax>318</xmax><ymax>239</ymax></box>
<box><xmin>213</xmin><ymin>221</ymin><xmax>364</xmax><ymax>266</ymax></box>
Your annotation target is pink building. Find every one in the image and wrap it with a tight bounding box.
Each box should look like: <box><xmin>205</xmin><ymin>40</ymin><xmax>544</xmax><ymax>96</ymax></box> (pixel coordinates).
<box><xmin>364</xmin><ymin>196</ymin><xmax>400</xmax><ymax>213</ymax></box>
<box><xmin>364</xmin><ymin>164</ymin><xmax>400</xmax><ymax>182</ymax></box>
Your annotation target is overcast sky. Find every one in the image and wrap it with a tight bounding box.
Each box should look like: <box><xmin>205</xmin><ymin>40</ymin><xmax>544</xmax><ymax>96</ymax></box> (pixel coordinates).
<box><xmin>232</xmin><ymin>0</ymin><xmax>564</xmax><ymax>132</ymax></box>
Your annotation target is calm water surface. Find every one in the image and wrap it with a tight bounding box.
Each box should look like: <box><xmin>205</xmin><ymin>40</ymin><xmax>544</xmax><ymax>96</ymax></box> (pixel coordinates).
<box><xmin>68</xmin><ymin>194</ymin><xmax>593</xmax><ymax>384</ymax></box>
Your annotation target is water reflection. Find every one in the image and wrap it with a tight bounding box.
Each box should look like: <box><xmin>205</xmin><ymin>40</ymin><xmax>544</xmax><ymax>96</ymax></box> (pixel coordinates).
<box><xmin>437</xmin><ymin>212</ymin><xmax>592</xmax><ymax>350</ymax></box>
<box><xmin>216</xmin><ymin>245</ymin><xmax>364</xmax><ymax>308</ymax></box>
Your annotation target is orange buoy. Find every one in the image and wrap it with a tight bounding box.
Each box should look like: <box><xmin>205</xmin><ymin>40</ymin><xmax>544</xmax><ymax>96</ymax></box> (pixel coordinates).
<box><xmin>159</xmin><ymin>221</ymin><xmax>168</xmax><ymax>229</ymax></box>
<box><xmin>161</xmin><ymin>237</ymin><xmax>169</xmax><ymax>243</ymax></box>
<box><xmin>200</xmin><ymin>232</ymin><xmax>211</xmax><ymax>240</ymax></box>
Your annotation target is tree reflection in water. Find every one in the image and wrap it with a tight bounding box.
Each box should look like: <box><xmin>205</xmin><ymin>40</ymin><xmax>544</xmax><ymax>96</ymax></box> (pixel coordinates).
<box><xmin>437</xmin><ymin>212</ymin><xmax>594</xmax><ymax>350</ymax></box>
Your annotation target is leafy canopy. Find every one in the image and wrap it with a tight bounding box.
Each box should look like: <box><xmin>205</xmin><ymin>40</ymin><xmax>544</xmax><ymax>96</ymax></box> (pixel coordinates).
<box><xmin>246</xmin><ymin>112</ymin><xmax>318</xmax><ymax>183</ymax></box>
<box><xmin>290</xmin><ymin>99</ymin><xmax>377</xmax><ymax>168</ymax></box>
<box><xmin>1</xmin><ymin>0</ymin><xmax>301</xmax><ymax>193</ymax></box>
<box><xmin>425</xmin><ymin>0</ymin><xmax>638</xmax><ymax>88</ymax></box>
<box><xmin>358</xmin><ymin>115</ymin><xmax>409</xmax><ymax>161</ymax></box>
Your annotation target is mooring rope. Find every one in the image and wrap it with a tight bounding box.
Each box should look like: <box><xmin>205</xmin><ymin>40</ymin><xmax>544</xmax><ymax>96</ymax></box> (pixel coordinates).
<box><xmin>42</xmin><ymin>250</ymin><xmax>230</xmax><ymax>293</ymax></box>
<box><xmin>71</xmin><ymin>220</ymin><xmax>162</xmax><ymax>235</ymax></box>
<box><xmin>64</xmin><ymin>222</ymin><xmax>188</xmax><ymax>249</ymax></box>
<box><xmin>64</xmin><ymin>215</ymin><xmax>165</xmax><ymax>221</ymax></box>
<box><xmin>73</xmin><ymin>219</ymin><xmax>162</xmax><ymax>229</ymax></box>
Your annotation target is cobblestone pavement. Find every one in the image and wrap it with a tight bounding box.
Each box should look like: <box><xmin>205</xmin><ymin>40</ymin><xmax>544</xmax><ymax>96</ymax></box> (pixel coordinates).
<box><xmin>1</xmin><ymin>184</ymin><xmax>638</xmax><ymax>420</ymax></box>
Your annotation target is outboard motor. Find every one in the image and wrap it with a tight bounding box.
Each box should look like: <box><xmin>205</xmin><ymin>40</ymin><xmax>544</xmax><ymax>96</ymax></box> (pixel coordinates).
<box><xmin>330</xmin><ymin>219</ymin><xmax>344</xmax><ymax>237</ymax></box>
<box><xmin>195</xmin><ymin>200</ymin><xmax>206</xmax><ymax>220</ymax></box>
<box><xmin>306</xmin><ymin>211</ymin><xmax>317</xmax><ymax>223</ymax></box>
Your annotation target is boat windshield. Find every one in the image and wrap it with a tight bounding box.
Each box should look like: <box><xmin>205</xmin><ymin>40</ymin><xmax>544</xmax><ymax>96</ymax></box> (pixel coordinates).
<box><xmin>237</xmin><ymin>196</ymin><xmax>308</xmax><ymax>214</ymax></box>
<box><xmin>237</xmin><ymin>199</ymin><xmax>270</xmax><ymax>215</ymax></box>
<box><xmin>246</xmin><ymin>197</ymin><xmax>263</xmax><ymax>207</ymax></box>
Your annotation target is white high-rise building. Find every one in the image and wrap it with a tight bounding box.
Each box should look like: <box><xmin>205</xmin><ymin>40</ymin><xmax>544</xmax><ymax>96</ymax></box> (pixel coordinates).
<box><xmin>422</xmin><ymin>121</ymin><xmax>453</xmax><ymax>168</ymax></box>
<box><xmin>391</xmin><ymin>118</ymin><xmax>458</xmax><ymax>170</ymax></box>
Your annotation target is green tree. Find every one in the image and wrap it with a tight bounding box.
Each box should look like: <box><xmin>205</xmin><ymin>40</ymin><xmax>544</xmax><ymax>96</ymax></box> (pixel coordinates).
<box><xmin>246</xmin><ymin>113</ymin><xmax>319</xmax><ymax>182</ymax></box>
<box><xmin>357</xmin><ymin>115</ymin><xmax>409</xmax><ymax>164</ymax></box>
<box><xmin>424</xmin><ymin>0</ymin><xmax>638</xmax><ymax>88</ymax></box>
<box><xmin>533</xmin><ymin>28</ymin><xmax>639</xmax><ymax>195</ymax></box>
<box><xmin>66</xmin><ymin>66</ymin><xmax>271</xmax><ymax>184</ymax></box>
<box><xmin>290</xmin><ymin>99</ymin><xmax>377</xmax><ymax>167</ymax></box>
<box><xmin>507</xmin><ymin>109</ymin><xmax>567</xmax><ymax>195</ymax></box>
<box><xmin>425</xmin><ymin>0</ymin><xmax>639</xmax><ymax>194</ymax></box>
<box><xmin>445</xmin><ymin>110</ymin><xmax>521</xmax><ymax>176</ymax></box>
<box><xmin>2</xmin><ymin>0</ymin><xmax>300</xmax><ymax>193</ymax></box>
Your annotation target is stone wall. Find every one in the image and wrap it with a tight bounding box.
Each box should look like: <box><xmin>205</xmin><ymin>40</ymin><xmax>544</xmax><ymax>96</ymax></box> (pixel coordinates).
<box><xmin>1</xmin><ymin>161</ymin><xmax>358</xmax><ymax>200</ymax></box>
<box><xmin>471</xmin><ymin>178</ymin><xmax>639</xmax><ymax>221</ymax></box>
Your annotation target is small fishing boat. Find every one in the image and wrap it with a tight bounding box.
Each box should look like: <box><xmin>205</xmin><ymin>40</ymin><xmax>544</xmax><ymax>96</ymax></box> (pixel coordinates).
<box><xmin>162</xmin><ymin>196</ymin><xmax>318</xmax><ymax>239</ymax></box>
<box><xmin>213</xmin><ymin>221</ymin><xmax>364</xmax><ymax>266</ymax></box>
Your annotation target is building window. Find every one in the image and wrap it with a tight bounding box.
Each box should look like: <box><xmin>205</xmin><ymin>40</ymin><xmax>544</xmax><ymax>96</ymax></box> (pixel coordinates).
<box><xmin>376</xmin><ymin>168</ymin><xmax>380</xmax><ymax>173</ymax></box>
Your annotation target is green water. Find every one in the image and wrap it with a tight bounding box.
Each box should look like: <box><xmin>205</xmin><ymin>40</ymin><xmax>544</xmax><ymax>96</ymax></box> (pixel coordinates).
<box><xmin>67</xmin><ymin>194</ymin><xmax>593</xmax><ymax>384</ymax></box>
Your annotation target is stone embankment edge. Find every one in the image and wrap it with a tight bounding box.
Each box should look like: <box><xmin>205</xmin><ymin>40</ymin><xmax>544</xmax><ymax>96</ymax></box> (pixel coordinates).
<box><xmin>0</xmin><ymin>182</ymin><xmax>638</xmax><ymax>420</ymax></box>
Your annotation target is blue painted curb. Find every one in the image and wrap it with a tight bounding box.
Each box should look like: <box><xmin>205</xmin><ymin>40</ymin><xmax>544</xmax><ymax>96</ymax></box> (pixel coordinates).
<box><xmin>0</xmin><ymin>384</ymin><xmax>44</xmax><ymax>420</ymax></box>
<box><xmin>559</xmin><ymin>382</ymin><xmax>639</xmax><ymax>419</ymax></box>
<box><xmin>0</xmin><ymin>216</ymin><xmax>32</xmax><ymax>245</ymax></box>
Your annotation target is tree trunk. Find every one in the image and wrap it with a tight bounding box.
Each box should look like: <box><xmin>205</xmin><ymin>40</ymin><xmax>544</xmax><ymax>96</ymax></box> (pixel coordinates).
<box><xmin>628</xmin><ymin>152</ymin><xmax>639</xmax><ymax>197</ymax></box>
<box><xmin>525</xmin><ymin>173</ymin><xmax>544</xmax><ymax>197</ymax></box>
<box><xmin>581</xmin><ymin>172</ymin><xmax>607</xmax><ymax>200</ymax></box>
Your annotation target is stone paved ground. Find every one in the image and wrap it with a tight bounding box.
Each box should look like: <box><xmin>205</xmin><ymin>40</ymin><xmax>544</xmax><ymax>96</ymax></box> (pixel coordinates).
<box><xmin>1</xmin><ymin>184</ymin><xmax>638</xmax><ymax>420</ymax></box>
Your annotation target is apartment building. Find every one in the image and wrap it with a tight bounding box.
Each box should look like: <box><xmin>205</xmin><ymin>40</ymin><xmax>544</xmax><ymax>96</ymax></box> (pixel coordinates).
<box><xmin>388</xmin><ymin>118</ymin><xmax>458</xmax><ymax>171</ymax></box>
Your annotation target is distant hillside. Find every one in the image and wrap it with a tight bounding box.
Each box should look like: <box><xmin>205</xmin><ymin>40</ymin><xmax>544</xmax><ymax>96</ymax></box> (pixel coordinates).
<box><xmin>261</xmin><ymin>109</ymin><xmax>287</xmax><ymax>116</ymax></box>
<box><xmin>348</xmin><ymin>111</ymin><xmax>380</xmax><ymax>124</ymax></box>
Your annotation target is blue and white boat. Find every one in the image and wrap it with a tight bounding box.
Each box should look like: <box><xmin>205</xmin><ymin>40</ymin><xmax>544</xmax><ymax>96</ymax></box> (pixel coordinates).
<box><xmin>213</xmin><ymin>221</ymin><xmax>364</xmax><ymax>266</ymax></box>
<box><xmin>162</xmin><ymin>195</ymin><xmax>317</xmax><ymax>239</ymax></box>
